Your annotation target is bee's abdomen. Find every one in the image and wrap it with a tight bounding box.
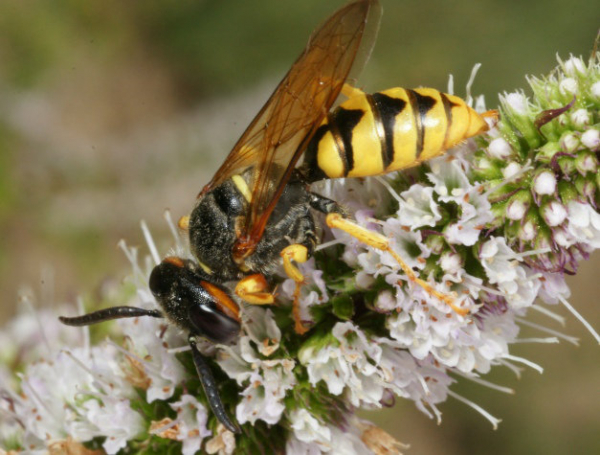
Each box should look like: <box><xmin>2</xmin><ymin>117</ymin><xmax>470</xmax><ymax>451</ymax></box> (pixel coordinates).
<box><xmin>307</xmin><ymin>87</ymin><xmax>490</xmax><ymax>180</ymax></box>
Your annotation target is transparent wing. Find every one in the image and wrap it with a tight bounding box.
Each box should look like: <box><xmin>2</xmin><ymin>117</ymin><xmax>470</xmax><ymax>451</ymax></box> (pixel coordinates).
<box><xmin>203</xmin><ymin>0</ymin><xmax>381</xmax><ymax>254</ymax></box>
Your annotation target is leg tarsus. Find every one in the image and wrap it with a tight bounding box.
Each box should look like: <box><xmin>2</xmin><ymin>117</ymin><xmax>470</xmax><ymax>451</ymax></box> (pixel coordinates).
<box><xmin>341</xmin><ymin>83</ymin><xmax>365</xmax><ymax>99</ymax></box>
<box><xmin>309</xmin><ymin>191</ymin><xmax>344</xmax><ymax>216</ymax></box>
<box><xmin>235</xmin><ymin>274</ymin><xmax>275</xmax><ymax>305</ymax></box>
<box><xmin>325</xmin><ymin>213</ymin><xmax>469</xmax><ymax>316</ymax></box>
<box><xmin>280</xmin><ymin>244</ymin><xmax>310</xmax><ymax>334</ymax></box>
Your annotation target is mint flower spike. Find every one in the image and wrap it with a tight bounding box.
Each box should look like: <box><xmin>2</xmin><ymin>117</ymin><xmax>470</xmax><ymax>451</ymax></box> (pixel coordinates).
<box><xmin>2</xmin><ymin>53</ymin><xmax>599</xmax><ymax>454</ymax></box>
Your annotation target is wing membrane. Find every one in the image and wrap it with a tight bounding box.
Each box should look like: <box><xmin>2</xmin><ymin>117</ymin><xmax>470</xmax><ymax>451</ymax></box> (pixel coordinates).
<box><xmin>203</xmin><ymin>0</ymin><xmax>381</xmax><ymax>253</ymax></box>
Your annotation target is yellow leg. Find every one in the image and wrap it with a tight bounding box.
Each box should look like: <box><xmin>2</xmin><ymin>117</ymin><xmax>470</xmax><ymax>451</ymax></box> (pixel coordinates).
<box><xmin>178</xmin><ymin>215</ymin><xmax>190</xmax><ymax>230</ymax></box>
<box><xmin>326</xmin><ymin>213</ymin><xmax>469</xmax><ymax>316</ymax></box>
<box><xmin>341</xmin><ymin>83</ymin><xmax>365</xmax><ymax>99</ymax></box>
<box><xmin>281</xmin><ymin>244</ymin><xmax>310</xmax><ymax>334</ymax></box>
<box><xmin>481</xmin><ymin>109</ymin><xmax>499</xmax><ymax>121</ymax></box>
<box><xmin>235</xmin><ymin>274</ymin><xmax>275</xmax><ymax>305</ymax></box>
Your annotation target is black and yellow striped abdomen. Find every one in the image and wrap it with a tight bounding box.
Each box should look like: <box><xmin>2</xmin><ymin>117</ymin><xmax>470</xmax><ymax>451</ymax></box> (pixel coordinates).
<box><xmin>304</xmin><ymin>87</ymin><xmax>493</xmax><ymax>180</ymax></box>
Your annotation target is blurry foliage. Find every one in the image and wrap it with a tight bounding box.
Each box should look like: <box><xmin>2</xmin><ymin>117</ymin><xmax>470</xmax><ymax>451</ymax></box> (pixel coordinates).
<box><xmin>0</xmin><ymin>124</ymin><xmax>16</xmax><ymax>272</ymax></box>
<box><xmin>2</xmin><ymin>0</ymin><xmax>597</xmax><ymax>98</ymax></box>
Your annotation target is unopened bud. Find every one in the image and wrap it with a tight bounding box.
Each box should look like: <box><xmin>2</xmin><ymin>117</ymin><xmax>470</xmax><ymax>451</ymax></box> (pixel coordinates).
<box><xmin>533</xmin><ymin>171</ymin><xmax>557</xmax><ymax>195</ymax></box>
<box><xmin>559</xmin><ymin>77</ymin><xmax>578</xmax><ymax>96</ymax></box>
<box><xmin>506</xmin><ymin>191</ymin><xmax>531</xmax><ymax>221</ymax></box>
<box><xmin>581</xmin><ymin>129</ymin><xmax>599</xmax><ymax>151</ymax></box>
<box><xmin>560</xmin><ymin>133</ymin><xmax>579</xmax><ymax>153</ymax></box>
<box><xmin>562</xmin><ymin>56</ymin><xmax>586</xmax><ymax>76</ymax></box>
<box><xmin>488</xmin><ymin>138</ymin><xmax>513</xmax><ymax>159</ymax></box>
<box><xmin>542</xmin><ymin>201</ymin><xmax>567</xmax><ymax>227</ymax></box>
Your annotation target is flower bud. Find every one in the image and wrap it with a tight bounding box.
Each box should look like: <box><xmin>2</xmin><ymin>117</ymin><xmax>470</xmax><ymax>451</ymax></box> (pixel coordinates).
<box><xmin>560</xmin><ymin>132</ymin><xmax>579</xmax><ymax>153</ymax></box>
<box><xmin>557</xmin><ymin>155</ymin><xmax>576</xmax><ymax>175</ymax></box>
<box><xmin>500</xmin><ymin>92</ymin><xmax>541</xmax><ymax>148</ymax></box>
<box><xmin>574</xmin><ymin>151</ymin><xmax>597</xmax><ymax>175</ymax></box>
<box><xmin>519</xmin><ymin>218</ymin><xmax>537</xmax><ymax>241</ymax></box>
<box><xmin>488</xmin><ymin>137</ymin><xmax>513</xmax><ymax>159</ymax></box>
<box><xmin>425</xmin><ymin>234</ymin><xmax>445</xmax><ymax>255</ymax></box>
<box><xmin>562</xmin><ymin>56</ymin><xmax>586</xmax><ymax>76</ymax></box>
<box><xmin>570</xmin><ymin>109</ymin><xmax>590</xmax><ymax>129</ymax></box>
<box><xmin>440</xmin><ymin>251</ymin><xmax>463</xmax><ymax>274</ymax></box>
<box><xmin>591</xmin><ymin>81</ymin><xmax>600</xmax><ymax>101</ymax></box>
<box><xmin>533</xmin><ymin>170</ymin><xmax>557</xmax><ymax>195</ymax></box>
<box><xmin>542</xmin><ymin>201</ymin><xmax>567</xmax><ymax>227</ymax></box>
<box><xmin>557</xmin><ymin>180</ymin><xmax>578</xmax><ymax>205</ymax></box>
<box><xmin>502</xmin><ymin>162</ymin><xmax>522</xmax><ymax>179</ymax></box>
<box><xmin>552</xmin><ymin>227</ymin><xmax>571</xmax><ymax>248</ymax></box>
<box><xmin>506</xmin><ymin>190</ymin><xmax>531</xmax><ymax>220</ymax></box>
<box><xmin>559</xmin><ymin>77</ymin><xmax>578</xmax><ymax>96</ymax></box>
<box><xmin>581</xmin><ymin>129</ymin><xmax>599</xmax><ymax>151</ymax></box>
<box><xmin>504</xmin><ymin>92</ymin><xmax>529</xmax><ymax>115</ymax></box>
<box><xmin>535</xmin><ymin>141</ymin><xmax>562</xmax><ymax>164</ymax></box>
<box><xmin>575</xmin><ymin>175</ymin><xmax>596</xmax><ymax>201</ymax></box>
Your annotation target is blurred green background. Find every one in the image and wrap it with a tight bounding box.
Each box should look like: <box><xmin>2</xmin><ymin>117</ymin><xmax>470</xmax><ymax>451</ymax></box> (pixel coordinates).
<box><xmin>0</xmin><ymin>0</ymin><xmax>598</xmax><ymax>453</ymax></box>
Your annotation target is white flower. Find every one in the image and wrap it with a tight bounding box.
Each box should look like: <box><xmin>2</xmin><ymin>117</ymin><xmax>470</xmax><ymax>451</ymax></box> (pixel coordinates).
<box><xmin>286</xmin><ymin>419</ymin><xmax>374</xmax><ymax>455</ymax></box>
<box><xmin>427</xmin><ymin>157</ymin><xmax>471</xmax><ymax>203</ymax></box>
<box><xmin>382</xmin><ymin>219</ymin><xmax>431</xmax><ymax>270</ymax></box>
<box><xmin>302</xmin><ymin>323</ymin><xmax>384</xmax><ymax>407</ymax></box>
<box><xmin>79</xmin><ymin>397</ymin><xmax>145</xmax><ymax>454</ymax></box>
<box><xmin>117</xmin><ymin>314</ymin><xmax>188</xmax><ymax>403</ymax></box>
<box><xmin>443</xmin><ymin>189</ymin><xmax>493</xmax><ymax>246</ymax></box>
<box><xmin>168</xmin><ymin>394</ymin><xmax>212</xmax><ymax>455</ymax></box>
<box><xmin>289</xmin><ymin>409</ymin><xmax>331</xmax><ymax>449</ymax></box>
<box><xmin>376</xmin><ymin>342</ymin><xmax>451</xmax><ymax>404</ymax></box>
<box><xmin>243</xmin><ymin>306</ymin><xmax>281</xmax><ymax>356</ymax></box>
<box><xmin>479</xmin><ymin>237</ymin><xmax>540</xmax><ymax>309</ymax></box>
<box><xmin>218</xmin><ymin>336</ymin><xmax>296</xmax><ymax>425</ymax></box>
<box><xmin>398</xmin><ymin>184</ymin><xmax>442</xmax><ymax>229</ymax></box>
<box><xmin>566</xmin><ymin>201</ymin><xmax>600</xmax><ymax>248</ymax></box>
<box><xmin>286</xmin><ymin>436</ymin><xmax>326</xmax><ymax>455</ymax></box>
<box><xmin>328</xmin><ymin>426</ymin><xmax>372</xmax><ymax>455</ymax></box>
<box><xmin>205</xmin><ymin>424</ymin><xmax>237</xmax><ymax>455</ymax></box>
<box><xmin>538</xmin><ymin>272</ymin><xmax>571</xmax><ymax>305</ymax></box>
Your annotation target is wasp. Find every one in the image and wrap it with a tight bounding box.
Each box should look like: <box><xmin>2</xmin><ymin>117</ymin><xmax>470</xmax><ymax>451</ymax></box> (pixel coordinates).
<box><xmin>60</xmin><ymin>0</ymin><xmax>497</xmax><ymax>435</ymax></box>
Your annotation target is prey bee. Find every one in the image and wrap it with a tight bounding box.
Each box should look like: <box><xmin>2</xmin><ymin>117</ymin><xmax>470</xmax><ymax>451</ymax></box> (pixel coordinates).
<box><xmin>60</xmin><ymin>0</ymin><xmax>497</xmax><ymax>434</ymax></box>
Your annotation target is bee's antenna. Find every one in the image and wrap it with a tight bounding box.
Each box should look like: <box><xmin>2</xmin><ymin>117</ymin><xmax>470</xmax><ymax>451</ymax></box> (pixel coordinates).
<box><xmin>59</xmin><ymin>306</ymin><xmax>163</xmax><ymax>326</ymax></box>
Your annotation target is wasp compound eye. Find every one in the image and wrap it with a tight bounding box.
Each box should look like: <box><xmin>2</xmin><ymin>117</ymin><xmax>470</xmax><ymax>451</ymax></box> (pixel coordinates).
<box><xmin>190</xmin><ymin>280</ymin><xmax>241</xmax><ymax>344</ymax></box>
<box><xmin>188</xmin><ymin>302</ymin><xmax>241</xmax><ymax>345</ymax></box>
<box><xmin>148</xmin><ymin>257</ymin><xmax>187</xmax><ymax>298</ymax></box>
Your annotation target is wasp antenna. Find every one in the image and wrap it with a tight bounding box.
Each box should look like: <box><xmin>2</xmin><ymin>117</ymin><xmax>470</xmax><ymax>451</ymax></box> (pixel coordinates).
<box><xmin>59</xmin><ymin>306</ymin><xmax>163</xmax><ymax>326</ymax></box>
<box><xmin>188</xmin><ymin>336</ymin><xmax>241</xmax><ymax>434</ymax></box>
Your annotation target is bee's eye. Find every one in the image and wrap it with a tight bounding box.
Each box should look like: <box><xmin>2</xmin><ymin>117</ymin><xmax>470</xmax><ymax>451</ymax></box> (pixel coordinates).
<box><xmin>149</xmin><ymin>257</ymin><xmax>187</xmax><ymax>298</ymax></box>
<box><xmin>188</xmin><ymin>305</ymin><xmax>240</xmax><ymax>345</ymax></box>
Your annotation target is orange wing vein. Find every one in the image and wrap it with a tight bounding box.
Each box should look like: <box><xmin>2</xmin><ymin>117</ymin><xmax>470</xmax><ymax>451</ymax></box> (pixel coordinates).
<box><xmin>202</xmin><ymin>0</ymin><xmax>381</xmax><ymax>257</ymax></box>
